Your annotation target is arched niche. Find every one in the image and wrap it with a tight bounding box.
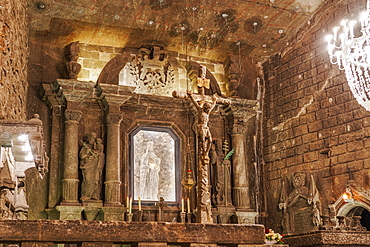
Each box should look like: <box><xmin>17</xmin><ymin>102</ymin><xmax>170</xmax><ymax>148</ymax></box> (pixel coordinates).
<box><xmin>330</xmin><ymin>181</ymin><xmax>370</xmax><ymax>230</ymax></box>
<box><xmin>129</xmin><ymin>125</ymin><xmax>181</xmax><ymax>205</ymax></box>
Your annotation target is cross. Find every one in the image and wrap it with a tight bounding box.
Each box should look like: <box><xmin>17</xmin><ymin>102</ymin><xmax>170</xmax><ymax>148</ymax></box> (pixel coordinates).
<box><xmin>155</xmin><ymin>197</ymin><xmax>167</xmax><ymax>222</ymax></box>
<box><xmin>172</xmin><ymin>65</ymin><xmax>231</xmax><ymax>223</ymax></box>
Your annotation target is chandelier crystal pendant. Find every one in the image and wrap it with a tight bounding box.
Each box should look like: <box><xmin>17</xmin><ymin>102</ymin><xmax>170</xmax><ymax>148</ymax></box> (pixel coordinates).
<box><xmin>327</xmin><ymin>0</ymin><xmax>370</xmax><ymax>111</ymax></box>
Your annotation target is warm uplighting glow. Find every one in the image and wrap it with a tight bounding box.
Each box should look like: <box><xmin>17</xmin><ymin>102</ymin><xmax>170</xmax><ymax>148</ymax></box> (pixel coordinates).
<box><xmin>327</xmin><ymin>0</ymin><xmax>370</xmax><ymax>111</ymax></box>
<box><xmin>342</xmin><ymin>191</ymin><xmax>354</xmax><ymax>203</ymax></box>
<box><xmin>342</xmin><ymin>192</ymin><xmax>349</xmax><ymax>200</ymax></box>
<box><xmin>17</xmin><ymin>134</ymin><xmax>28</xmax><ymax>142</ymax></box>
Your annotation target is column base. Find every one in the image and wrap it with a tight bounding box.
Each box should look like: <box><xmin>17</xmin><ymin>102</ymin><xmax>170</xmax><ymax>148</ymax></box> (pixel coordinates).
<box><xmin>104</xmin><ymin>180</ymin><xmax>121</xmax><ymax>204</ymax></box>
<box><xmin>235</xmin><ymin>211</ymin><xmax>258</xmax><ymax>224</ymax></box>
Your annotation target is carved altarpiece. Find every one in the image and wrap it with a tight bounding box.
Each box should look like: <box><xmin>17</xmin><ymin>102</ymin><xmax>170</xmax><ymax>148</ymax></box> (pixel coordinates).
<box><xmin>41</xmin><ymin>45</ymin><xmax>259</xmax><ymax>224</ymax></box>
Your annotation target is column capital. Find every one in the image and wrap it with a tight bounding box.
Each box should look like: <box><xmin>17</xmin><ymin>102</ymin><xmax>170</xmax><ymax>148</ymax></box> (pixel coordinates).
<box><xmin>106</xmin><ymin>112</ymin><xmax>123</xmax><ymax>125</ymax></box>
<box><xmin>65</xmin><ymin>109</ymin><xmax>82</xmax><ymax>122</ymax></box>
<box><xmin>231</xmin><ymin>123</ymin><xmax>248</xmax><ymax>135</ymax></box>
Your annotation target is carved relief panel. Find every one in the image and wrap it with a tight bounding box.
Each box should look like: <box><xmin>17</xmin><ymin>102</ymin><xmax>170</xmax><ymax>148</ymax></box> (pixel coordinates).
<box><xmin>119</xmin><ymin>46</ymin><xmax>176</xmax><ymax>96</ymax></box>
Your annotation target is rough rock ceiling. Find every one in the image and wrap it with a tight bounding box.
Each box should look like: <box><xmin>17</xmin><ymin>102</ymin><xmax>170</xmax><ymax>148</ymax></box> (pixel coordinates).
<box><xmin>28</xmin><ymin>0</ymin><xmax>327</xmax><ymax>61</ymax></box>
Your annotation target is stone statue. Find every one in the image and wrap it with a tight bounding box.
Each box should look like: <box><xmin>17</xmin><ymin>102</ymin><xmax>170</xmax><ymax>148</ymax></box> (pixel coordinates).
<box><xmin>64</xmin><ymin>41</ymin><xmax>82</xmax><ymax>79</ymax></box>
<box><xmin>139</xmin><ymin>141</ymin><xmax>161</xmax><ymax>200</ymax></box>
<box><xmin>79</xmin><ymin>132</ymin><xmax>104</xmax><ymax>201</ymax></box>
<box><xmin>210</xmin><ymin>139</ymin><xmax>224</xmax><ymax>205</ymax></box>
<box><xmin>279</xmin><ymin>173</ymin><xmax>322</xmax><ymax>234</ymax></box>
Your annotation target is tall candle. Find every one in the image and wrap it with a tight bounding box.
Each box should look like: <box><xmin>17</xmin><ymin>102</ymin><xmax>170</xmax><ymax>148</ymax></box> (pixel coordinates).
<box><xmin>181</xmin><ymin>198</ymin><xmax>184</xmax><ymax>213</ymax></box>
<box><xmin>126</xmin><ymin>196</ymin><xmax>129</xmax><ymax>210</ymax></box>
<box><xmin>138</xmin><ymin>196</ymin><xmax>141</xmax><ymax>211</ymax></box>
<box><xmin>187</xmin><ymin>198</ymin><xmax>190</xmax><ymax>213</ymax></box>
<box><xmin>129</xmin><ymin>197</ymin><xmax>132</xmax><ymax>214</ymax></box>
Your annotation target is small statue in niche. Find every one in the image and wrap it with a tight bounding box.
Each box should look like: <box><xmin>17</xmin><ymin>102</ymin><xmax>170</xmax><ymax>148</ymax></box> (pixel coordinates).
<box><xmin>79</xmin><ymin>132</ymin><xmax>105</xmax><ymax>201</ymax></box>
<box><xmin>64</xmin><ymin>41</ymin><xmax>82</xmax><ymax>79</ymax></box>
<box><xmin>139</xmin><ymin>141</ymin><xmax>161</xmax><ymax>200</ymax></box>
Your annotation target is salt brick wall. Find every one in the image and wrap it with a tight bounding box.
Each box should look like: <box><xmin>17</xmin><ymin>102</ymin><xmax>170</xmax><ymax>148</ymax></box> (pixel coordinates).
<box><xmin>262</xmin><ymin>0</ymin><xmax>370</xmax><ymax>230</ymax></box>
<box><xmin>0</xmin><ymin>0</ymin><xmax>28</xmax><ymax>120</ymax></box>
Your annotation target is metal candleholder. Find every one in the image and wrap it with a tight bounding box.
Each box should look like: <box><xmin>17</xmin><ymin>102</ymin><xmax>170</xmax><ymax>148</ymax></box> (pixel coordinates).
<box><xmin>127</xmin><ymin>212</ymin><xmax>133</xmax><ymax>222</ymax></box>
<box><xmin>187</xmin><ymin>212</ymin><xmax>192</xmax><ymax>223</ymax></box>
<box><xmin>180</xmin><ymin>212</ymin><xmax>186</xmax><ymax>223</ymax></box>
<box><xmin>138</xmin><ymin>210</ymin><xmax>143</xmax><ymax>222</ymax></box>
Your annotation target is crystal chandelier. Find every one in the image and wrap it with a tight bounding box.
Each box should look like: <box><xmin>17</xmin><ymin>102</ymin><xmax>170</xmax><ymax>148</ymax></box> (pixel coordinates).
<box><xmin>327</xmin><ymin>0</ymin><xmax>370</xmax><ymax>111</ymax></box>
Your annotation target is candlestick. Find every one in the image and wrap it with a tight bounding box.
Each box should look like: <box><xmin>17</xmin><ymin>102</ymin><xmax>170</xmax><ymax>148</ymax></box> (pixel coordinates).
<box><xmin>187</xmin><ymin>212</ymin><xmax>192</xmax><ymax>223</ymax></box>
<box><xmin>187</xmin><ymin>198</ymin><xmax>190</xmax><ymax>213</ymax></box>
<box><xmin>180</xmin><ymin>212</ymin><xmax>186</xmax><ymax>223</ymax></box>
<box><xmin>127</xmin><ymin>212</ymin><xmax>133</xmax><ymax>222</ymax></box>
<box><xmin>138</xmin><ymin>196</ymin><xmax>141</xmax><ymax>211</ymax></box>
<box><xmin>181</xmin><ymin>198</ymin><xmax>184</xmax><ymax>213</ymax></box>
<box><xmin>138</xmin><ymin>210</ymin><xmax>143</xmax><ymax>222</ymax></box>
<box><xmin>129</xmin><ymin>197</ymin><xmax>132</xmax><ymax>214</ymax></box>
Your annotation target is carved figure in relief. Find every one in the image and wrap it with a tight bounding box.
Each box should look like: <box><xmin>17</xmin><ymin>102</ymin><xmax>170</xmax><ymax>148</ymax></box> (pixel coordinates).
<box><xmin>279</xmin><ymin>173</ymin><xmax>322</xmax><ymax>234</ymax></box>
<box><xmin>64</xmin><ymin>41</ymin><xmax>82</xmax><ymax>79</ymax></box>
<box><xmin>79</xmin><ymin>132</ymin><xmax>104</xmax><ymax>201</ymax></box>
<box><xmin>139</xmin><ymin>141</ymin><xmax>161</xmax><ymax>200</ymax></box>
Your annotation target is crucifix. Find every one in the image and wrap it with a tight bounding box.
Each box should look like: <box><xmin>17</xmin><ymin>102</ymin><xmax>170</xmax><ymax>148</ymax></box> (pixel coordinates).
<box><xmin>155</xmin><ymin>197</ymin><xmax>167</xmax><ymax>222</ymax></box>
<box><xmin>173</xmin><ymin>65</ymin><xmax>231</xmax><ymax>223</ymax></box>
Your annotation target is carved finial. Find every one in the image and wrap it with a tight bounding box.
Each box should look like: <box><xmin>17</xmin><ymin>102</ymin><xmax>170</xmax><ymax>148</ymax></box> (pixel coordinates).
<box><xmin>64</xmin><ymin>41</ymin><xmax>82</xmax><ymax>79</ymax></box>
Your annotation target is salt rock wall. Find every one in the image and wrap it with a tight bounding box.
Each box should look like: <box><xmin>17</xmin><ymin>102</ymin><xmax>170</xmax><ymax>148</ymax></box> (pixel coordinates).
<box><xmin>0</xmin><ymin>0</ymin><xmax>28</xmax><ymax>120</ymax></box>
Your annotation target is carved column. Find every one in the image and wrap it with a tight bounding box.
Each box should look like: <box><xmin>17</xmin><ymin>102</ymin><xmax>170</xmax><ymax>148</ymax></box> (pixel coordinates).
<box><xmin>230</xmin><ymin>124</ymin><xmax>250</xmax><ymax>209</ymax></box>
<box><xmin>61</xmin><ymin>109</ymin><xmax>82</xmax><ymax>205</ymax></box>
<box><xmin>105</xmin><ymin>112</ymin><xmax>123</xmax><ymax>205</ymax></box>
<box><xmin>228</xmin><ymin>98</ymin><xmax>259</xmax><ymax>224</ymax></box>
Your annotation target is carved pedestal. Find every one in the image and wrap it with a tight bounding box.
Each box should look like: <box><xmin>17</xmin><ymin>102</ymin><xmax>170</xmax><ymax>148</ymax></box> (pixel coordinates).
<box><xmin>99</xmin><ymin>207</ymin><xmax>126</xmax><ymax>221</ymax></box>
<box><xmin>53</xmin><ymin>205</ymin><xmax>84</xmax><ymax>220</ymax></box>
<box><xmin>235</xmin><ymin>211</ymin><xmax>258</xmax><ymax>224</ymax></box>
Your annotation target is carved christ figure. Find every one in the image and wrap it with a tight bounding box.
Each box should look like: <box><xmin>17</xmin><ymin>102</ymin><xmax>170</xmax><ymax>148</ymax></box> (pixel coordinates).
<box><xmin>187</xmin><ymin>90</ymin><xmax>217</xmax><ymax>159</ymax></box>
<box><xmin>172</xmin><ymin>65</ymin><xmax>231</xmax><ymax>223</ymax></box>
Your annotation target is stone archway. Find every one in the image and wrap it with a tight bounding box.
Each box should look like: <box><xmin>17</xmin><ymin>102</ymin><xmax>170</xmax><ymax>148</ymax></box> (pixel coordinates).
<box><xmin>330</xmin><ymin>181</ymin><xmax>370</xmax><ymax>230</ymax></box>
<box><xmin>342</xmin><ymin>205</ymin><xmax>370</xmax><ymax>230</ymax></box>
